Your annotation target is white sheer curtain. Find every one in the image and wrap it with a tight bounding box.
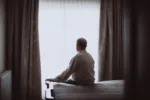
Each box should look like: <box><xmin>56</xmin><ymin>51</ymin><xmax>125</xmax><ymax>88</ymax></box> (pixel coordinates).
<box><xmin>39</xmin><ymin>0</ymin><xmax>100</xmax><ymax>99</ymax></box>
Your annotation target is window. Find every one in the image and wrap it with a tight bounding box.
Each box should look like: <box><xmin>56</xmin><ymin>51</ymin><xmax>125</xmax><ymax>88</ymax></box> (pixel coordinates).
<box><xmin>39</xmin><ymin>0</ymin><xmax>100</xmax><ymax>99</ymax></box>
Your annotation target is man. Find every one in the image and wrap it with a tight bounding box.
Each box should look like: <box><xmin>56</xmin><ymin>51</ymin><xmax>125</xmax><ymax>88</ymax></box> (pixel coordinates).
<box><xmin>46</xmin><ymin>38</ymin><xmax>95</xmax><ymax>85</ymax></box>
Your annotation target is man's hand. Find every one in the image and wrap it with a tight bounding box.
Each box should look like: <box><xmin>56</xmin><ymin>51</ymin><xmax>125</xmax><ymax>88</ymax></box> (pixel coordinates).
<box><xmin>46</xmin><ymin>78</ymin><xmax>53</xmax><ymax>82</ymax></box>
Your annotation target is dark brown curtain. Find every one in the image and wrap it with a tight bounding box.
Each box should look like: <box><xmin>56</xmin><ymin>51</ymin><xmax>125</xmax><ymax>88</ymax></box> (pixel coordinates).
<box><xmin>99</xmin><ymin>0</ymin><xmax>124</xmax><ymax>81</ymax></box>
<box><xmin>123</xmin><ymin>0</ymin><xmax>150</xmax><ymax>100</ymax></box>
<box><xmin>5</xmin><ymin>0</ymin><xmax>41</xmax><ymax>100</ymax></box>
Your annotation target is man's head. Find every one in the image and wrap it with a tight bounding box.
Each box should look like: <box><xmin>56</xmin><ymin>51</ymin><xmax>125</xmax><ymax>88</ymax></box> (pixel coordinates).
<box><xmin>76</xmin><ymin>38</ymin><xmax>87</xmax><ymax>52</ymax></box>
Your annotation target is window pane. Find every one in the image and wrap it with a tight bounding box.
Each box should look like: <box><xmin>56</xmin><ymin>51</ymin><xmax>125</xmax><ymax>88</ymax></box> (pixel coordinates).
<box><xmin>39</xmin><ymin>0</ymin><xmax>100</xmax><ymax>99</ymax></box>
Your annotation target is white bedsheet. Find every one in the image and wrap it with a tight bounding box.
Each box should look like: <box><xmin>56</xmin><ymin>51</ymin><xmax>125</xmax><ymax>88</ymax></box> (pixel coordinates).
<box><xmin>53</xmin><ymin>80</ymin><xmax>124</xmax><ymax>100</ymax></box>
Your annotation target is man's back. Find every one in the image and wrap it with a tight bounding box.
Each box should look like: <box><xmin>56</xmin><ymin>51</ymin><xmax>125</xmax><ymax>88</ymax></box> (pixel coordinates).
<box><xmin>72</xmin><ymin>50</ymin><xmax>95</xmax><ymax>85</ymax></box>
<box><xmin>46</xmin><ymin>38</ymin><xmax>95</xmax><ymax>85</ymax></box>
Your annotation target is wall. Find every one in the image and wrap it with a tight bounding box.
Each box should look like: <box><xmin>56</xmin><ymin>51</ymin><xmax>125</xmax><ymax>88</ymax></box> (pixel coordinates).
<box><xmin>0</xmin><ymin>0</ymin><xmax>6</xmax><ymax>73</ymax></box>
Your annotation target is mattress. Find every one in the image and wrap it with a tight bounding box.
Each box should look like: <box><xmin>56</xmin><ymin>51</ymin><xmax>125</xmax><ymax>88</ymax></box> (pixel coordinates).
<box><xmin>53</xmin><ymin>80</ymin><xmax>124</xmax><ymax>100</ymax></box>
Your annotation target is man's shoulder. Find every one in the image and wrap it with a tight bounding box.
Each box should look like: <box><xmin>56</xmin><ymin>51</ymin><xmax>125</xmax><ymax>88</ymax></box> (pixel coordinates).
<box><xmin>70</xmin><ymin>53</ymin><xmax>82</xmax><ymax>62</ymax></box>
<box><xmin>69</xmin><ymin>54</ymin><xmax>80</xmax><ymax>64</ymax></box>
<box><xmin>72</xmin><ymin>51</ymin><xmax>91</xmax><ymax>60</ymax></box>
<box><xmin>74</xmin><ymin>52</ymin><xmax>82</xmax><ymax>58</ymax></box>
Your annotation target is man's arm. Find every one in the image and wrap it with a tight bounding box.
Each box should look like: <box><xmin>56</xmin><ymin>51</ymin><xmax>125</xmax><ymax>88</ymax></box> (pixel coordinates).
<box><xmin>46</xmin><ymin>56</ymin><xmax>79</xmax><ymax>82</ymax></box>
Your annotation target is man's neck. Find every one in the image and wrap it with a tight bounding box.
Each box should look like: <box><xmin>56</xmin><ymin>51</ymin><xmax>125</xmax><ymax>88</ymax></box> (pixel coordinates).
<box><xmin>78</xmin><ymin>49</ymin><xmax>86</xmax><ymax>53</ymax></box>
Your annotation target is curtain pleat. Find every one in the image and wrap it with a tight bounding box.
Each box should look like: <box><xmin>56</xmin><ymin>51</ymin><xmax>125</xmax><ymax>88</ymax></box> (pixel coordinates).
<box><xmin>124</xmin><ymin>0</ymin><xmax>150</xmax><ymax>100</ymax></box>
<box><xmin>6</xmin><ymin>0</ymin><xmax>41</xmax><ymax>100</ymax></box>
<box><xmin>99</xmin><ymin>0</ymin><xmax>124</xmax><ymax>81</ymax></box>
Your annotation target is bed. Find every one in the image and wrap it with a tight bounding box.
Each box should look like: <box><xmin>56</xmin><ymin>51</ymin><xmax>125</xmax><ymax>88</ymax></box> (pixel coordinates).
<box><xmin>46</xmin><ymin>80</ymin><xmax>124</xmax><ymax>100</ymax></box>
